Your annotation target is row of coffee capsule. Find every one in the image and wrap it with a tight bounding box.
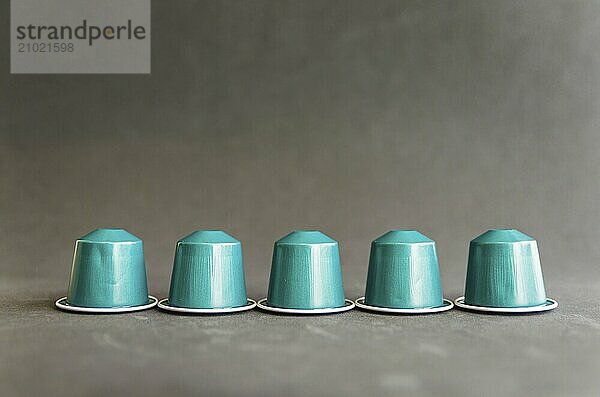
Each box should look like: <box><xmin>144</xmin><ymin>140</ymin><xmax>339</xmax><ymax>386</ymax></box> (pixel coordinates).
<box><xmin>55</xmin><ymin>228</ymin><xmax>557</xmax><ymax>315</ymax></box>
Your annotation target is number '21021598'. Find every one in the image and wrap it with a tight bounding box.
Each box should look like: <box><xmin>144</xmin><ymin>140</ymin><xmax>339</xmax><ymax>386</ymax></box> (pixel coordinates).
<box><xmin>18</xmin><ymin>42</ymin><xmax>74</xmax><ymax>53</ymax></box>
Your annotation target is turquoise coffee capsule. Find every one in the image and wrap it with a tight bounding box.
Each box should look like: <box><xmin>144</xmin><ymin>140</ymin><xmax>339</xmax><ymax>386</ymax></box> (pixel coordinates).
<box><xmin>257</xmin><ymin>230</ymin><xmax>354</xmax><ymax>314</ymax></box>
<box><xmin>454</xmin><ymin>229</ymin><xmax>557</xmax><ymax>313</ymax></box>
<box><xmin>55</xmin><ymin>228</ymin><xmax>157</xmax><ymax>313</ymax></box>
<box><xmin>355</xmin><ymin>230</ymin><xmax>453</xmax><ymax>314</ymax></box>
<box><xmin>158</xmin><ymin>230</ymin><xmax>256</xmax><ymax>314</ymax></box>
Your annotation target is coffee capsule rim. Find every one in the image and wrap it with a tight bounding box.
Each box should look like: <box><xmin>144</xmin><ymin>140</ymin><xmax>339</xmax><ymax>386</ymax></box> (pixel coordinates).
<box><xmin>157</xmin><ymin>298</ymin><xmax>256</xmax><ymax>314</ymax></box>
<box><xmin>55</xmin><ymin>295</ymin><xmax>158</xmax><ymax>313</ymax></box>
<box><xmin>354</xmin><ymin>297</ymin><xmax>454</xmax><ymax>314</ymax></box>
<box><xmin>454</xmin><ymin>296</ymin><xmax>558</xmax><ymax>313</ymax></box>
<box><xmin>256</xmin><ymin>298</ymin><xmax>355</xmax><ymax>314</ymax></box>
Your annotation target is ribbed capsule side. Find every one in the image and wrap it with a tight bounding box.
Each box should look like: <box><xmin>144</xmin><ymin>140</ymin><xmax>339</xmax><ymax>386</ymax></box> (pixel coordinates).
<box><xmin>464</xmin><ymin>240</ymin><xmax>547</xmax><ymax>307</ymax></box>
<box><xmin>267</xmin><ymin>235</ymin><xmax>345</xmax><ymax>310</ymax></box>
<box><xmin>365</xmin><ymin>241</ymin><xmax>443</xmax><ymax>309</ymax></box>
<box><xmin>67</xmin><ymin>239</ymin><xmax>149</xmax><ymax>308</ymax></box>
<box><xmin>168</xmin><ymin>241</ymin><xmax>247</xmax><ymax>309</ymax></box>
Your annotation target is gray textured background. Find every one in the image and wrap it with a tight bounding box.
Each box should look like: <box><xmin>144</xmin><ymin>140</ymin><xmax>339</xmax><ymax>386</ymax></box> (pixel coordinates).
<box><xmin>2</xmin><ymin>1</ymin><xmax>600</xmax><ymax>396</ymax></box>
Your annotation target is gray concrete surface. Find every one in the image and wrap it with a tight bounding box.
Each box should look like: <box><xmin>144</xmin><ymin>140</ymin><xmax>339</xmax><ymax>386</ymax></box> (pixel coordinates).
<box><xmin>2</xmin><ymin>1</ymin><xmax>600</xmax><ymax>396</ymax></box>
<box><xmin>1</xmin><ymin>277</ymin><xmax>599</xmax><ymax>397</ymax></box>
